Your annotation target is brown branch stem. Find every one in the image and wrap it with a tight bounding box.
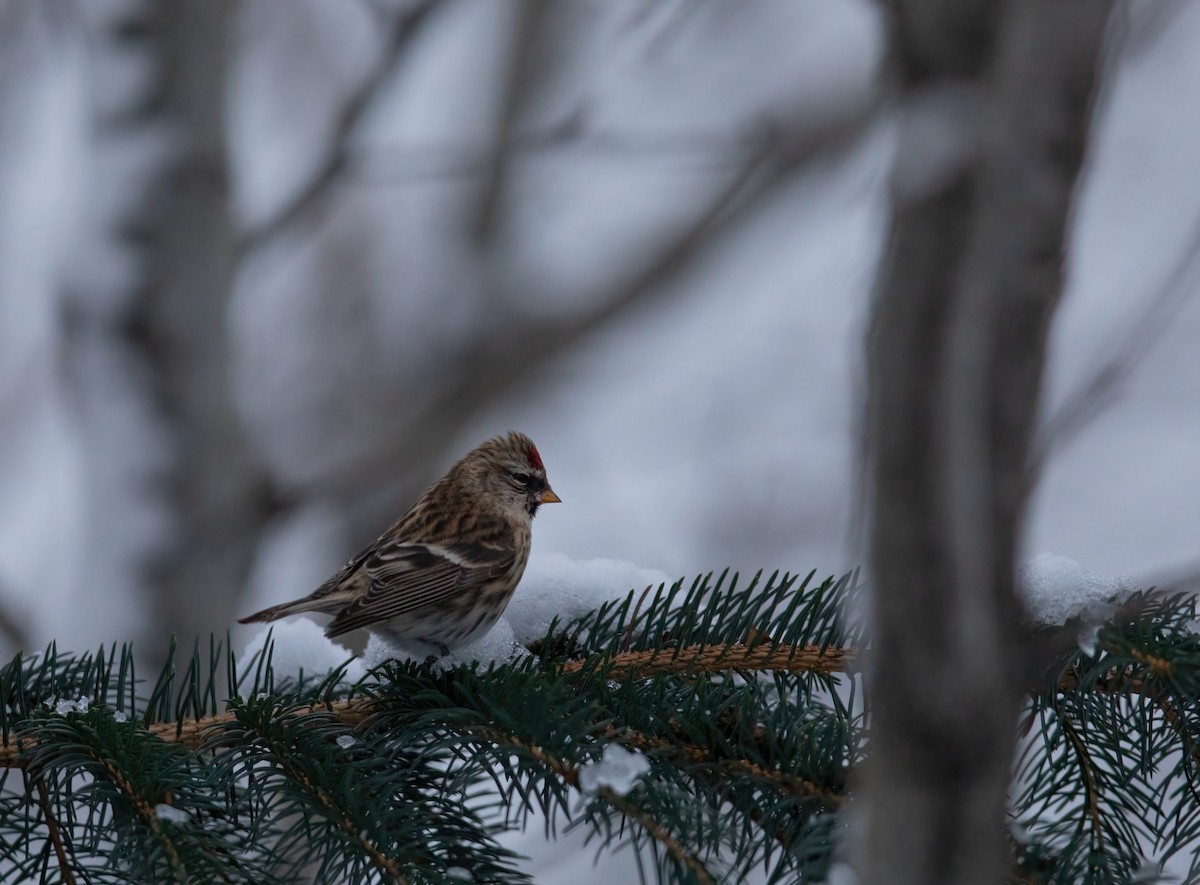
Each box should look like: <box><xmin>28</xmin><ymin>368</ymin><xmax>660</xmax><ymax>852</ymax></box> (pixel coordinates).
<box><xmin>32</xmin><ymin>775</ymin><xmax>77</xmax><ymax>885</ymax></box>
<box><xmin>0</xmin><ymin>638</ymin><xmax>1165</xmax><ymax>771</ymax></box>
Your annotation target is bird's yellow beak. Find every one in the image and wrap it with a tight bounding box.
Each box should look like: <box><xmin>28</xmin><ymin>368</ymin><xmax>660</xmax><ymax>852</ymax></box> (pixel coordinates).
<box><xmin>539</xmin><ymin>488</ymin><xmax>562</xmax><ymax>504</ymax></box>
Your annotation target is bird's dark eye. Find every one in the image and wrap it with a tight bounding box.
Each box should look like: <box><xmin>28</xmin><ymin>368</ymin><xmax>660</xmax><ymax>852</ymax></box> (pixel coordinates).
<box><xmin>510</xmin><ymin>471</ymin><xmax>534</xmax><ymax>488</ymax></box>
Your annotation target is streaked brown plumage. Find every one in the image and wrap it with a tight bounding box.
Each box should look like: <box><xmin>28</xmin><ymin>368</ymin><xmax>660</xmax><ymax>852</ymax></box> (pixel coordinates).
<box><xmin>238</xmin><ymin>432</ymin><xmax>559</xmax><ymax>653</ymax></box>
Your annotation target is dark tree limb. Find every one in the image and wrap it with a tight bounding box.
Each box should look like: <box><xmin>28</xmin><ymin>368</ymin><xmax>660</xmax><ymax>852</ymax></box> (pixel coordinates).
<box><xmin>134</xmin><ymin>0</ymin><xmax>269</xmax><ymax>658</ymax></box>
<box><xmin>861</xmin><ymin>2</ymin><xmax>1114</xmax><ymax>882</ymax></box>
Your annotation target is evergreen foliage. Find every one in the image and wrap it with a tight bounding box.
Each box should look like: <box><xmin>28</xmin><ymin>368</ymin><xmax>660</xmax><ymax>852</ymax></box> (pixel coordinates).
<box><xmin>0</xmin><ymin>570</ymin><xmax>1197</xmax><ymax>884</ymax></box>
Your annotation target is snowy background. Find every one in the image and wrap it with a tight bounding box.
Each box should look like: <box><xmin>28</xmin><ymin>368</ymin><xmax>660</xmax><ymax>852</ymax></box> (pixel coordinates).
<box><xmin>1</xmin><ymin>0</ymin><xmax>1199</xmax><ymax>880</ymax></box>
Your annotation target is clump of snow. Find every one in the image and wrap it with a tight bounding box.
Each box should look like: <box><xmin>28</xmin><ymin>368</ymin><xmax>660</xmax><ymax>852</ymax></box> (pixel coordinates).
<box><xmin>154</xmin><ymin>804</ymin><xmax>189</xmax><ymax>825</ymax></box>
<box><xmin>239</xmin><ymin>618</ymin><xmax>364</xmax><ymax>684</ymax></box>
<box><xmin>577</xmin><ymin>744</ymin><xmax>651</xmax><ymax>797</ymax></box>
<box><xmin>359</xmin><ymin>617</ymin><xmax>528</xmax><ymax>672</ymax></box>
<box><xmin>358</xmin><ymin>632</ymin><xmax>429</xmax><ymax>672</ymax></box>
<box><xmin>43</xmin><ymin>694</ymin><xmax>91</xmax><ymax>715</ymax></box>
<box><xmin>1018</xmin><ymin>553</ymin><xmax>1136</xmax><ymax>627</ymax></box>
<box><xmin>1076</xmin><ymin>623</ymin><xmax>1102</xmax><ymax>657</ymax></box>
<box><xmin>336</xmin><ymin>734</ymin><xmax>358</xmax><ymax>749</ymax></box>
<box><xmin>506</xmin><ymin>552</ymin><xmax>673</xmax><ymax>645</ymax></box>
<box><xmin>447</xmin><ymin>617</ymin><xmax>527</xmax><ymax>667</ymax></box>
<box><xmin>54</xmin><ymin>698</ymin><xmax>77</xmax><ymax>715</ymax></box>
<box><xmin>825</xmin><ymin>862</ymin><xmax>859</xmax><ymax>885</ymax></box>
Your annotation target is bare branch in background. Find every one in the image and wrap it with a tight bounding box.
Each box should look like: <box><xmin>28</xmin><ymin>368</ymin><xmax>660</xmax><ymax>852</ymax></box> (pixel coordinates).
<box><xmin>468</xmin><ymin>0</ymin><xmax>551</xmax><ymax>247</ymax></box>
<box><xmin>860</xmin><ymin>1</ymin><xmax>1113</xmax><ymax>882</ymax></box>
<box><xmin>1037</xmin><ymin>214</ymin><xmax>1200</xmax><ymax>461</ymax></box>
<box><xmin>235</xmin><ymin>0</ymin><xmax>440</xmax><ymax>256</ymax></box>
<box><xmin>351</xmin><ymin>119</ymin><xmax>819</xmax><ymax>183</ymax></box>
<box><xmin>326</xmin><ymin>99</ymin><xmax>883</xmax><ymax>541</ymax></box>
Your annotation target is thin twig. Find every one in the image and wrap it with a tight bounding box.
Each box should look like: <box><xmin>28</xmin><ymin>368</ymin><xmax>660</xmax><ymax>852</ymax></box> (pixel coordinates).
<box><xmin>33</xmin><ymin>776</ymin><xmax>77</xmax><ymax>885</ymax></box>
<box><xmin>352</xmin><ymin>120</ymin><xmax>841</xmax><ymax>183</ymax></box>
<box><xmin>1057</xmin><ymin>705</ymin><xmax>1106</xmax><ymax>853</ymax></box>
<box><xmin>235</xmin><ymin>0</ymin><xmax>439</xmax><ymax>255</ymax></box>
<box><xmin>602</xmin><ymin>723</ymin><xmax>843</xmax><ymax>810</ymax></box>
<box><xmin>269</xmin><ymin>747</ymin><xmax>407</xmax><ymax>883</ymax></box>
<box><xmin>468</xmin><ymin>0</ymin><xmax>549</xmax><ymax>246</ymax></box>
<box><xmin>1036</xmin><ymin>212</ymin><xmax>1200</xmax><ymax>462</ymax></box>
<box><xmin>465</xmin><ymin>727</ymin><xmax>715</xmax><ymax>885</ymax></box>
<box><xmin>560</xmin><ymin>641</ymin><xmax>857</xmax><ymax>678</ymax></box>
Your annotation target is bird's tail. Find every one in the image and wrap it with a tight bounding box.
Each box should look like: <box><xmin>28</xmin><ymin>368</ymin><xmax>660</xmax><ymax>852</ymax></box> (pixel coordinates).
<box><xmin>238</xmin><ymin>597</ymin><xmax>321</xmax><ymax>625</ymax></box>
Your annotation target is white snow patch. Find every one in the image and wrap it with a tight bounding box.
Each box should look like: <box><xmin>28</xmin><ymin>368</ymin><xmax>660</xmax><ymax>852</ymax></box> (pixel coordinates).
<box><xmin>506</xmin><ymin>552</ymin><xmax>673</xmax><ymax>645</ymax></box>
<box><xmin>359</xmin><ymin>616</ymin><xmax>527</xmax><ymax>672</ymax></box>
<box><xmin>240</xmin><ymin>618</ymin><xmax>365</xmax><ymax>684</ymax></box>
<box><xmin>1076</xmin><ymin>622</ymin><xmax>1102</xmax><ymax>658</ymax></box>
<box><xmin>577</xmin><ymin>744</ymin><xmax>651</xmax><ymax>797</ymax></box>
<box><xmin>1018</xmin><ymin>554</ymin><xmax>1136</xmax><ymax>627</ymax></box>
<box><xmin>448</xmin><ymin>616</ymin><xmax>527</xmax><ymax>667</ymax></box>
<box><xmin>825</xmin><ymin>862</ymin><xmax>859</xmax><ymax>885</ymax></box>
<box><xmin>54</xmin><ymin>698</ymin><xmax>77</xmax><ymax>716</ymax></box>
<box><xmin>154</xmin><ymin>804</ymin><xmax>189</xmax><ymax>825</ymax></box>
<box><xmin>44</xmin><ymin>694</ymin><xmax>91</xmax><ymax>715</ymax></box>
<box><xmin>336</xmin><ymin>734</ymin><xmax>358</xmax><ymax>749</ymax></box>
<box><xmin>359</xmin><ymin>632</ymin><xmax>430</xmax><ymax>671</ymax></box>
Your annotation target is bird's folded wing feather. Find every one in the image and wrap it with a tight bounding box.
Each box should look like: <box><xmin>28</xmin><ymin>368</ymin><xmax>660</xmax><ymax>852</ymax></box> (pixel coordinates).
<box><xmin>324</xmin><ymin>538</ymin><xmax>515</xmax><ymax>637</ymax></box>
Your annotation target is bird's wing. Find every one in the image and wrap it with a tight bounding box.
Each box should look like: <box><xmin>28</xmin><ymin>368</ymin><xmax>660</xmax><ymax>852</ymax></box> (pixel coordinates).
<box><xmin>238</xmin><ymin>534</ymin><xmax>383</xmax><ymax>623</ymax></box>
<box><xmin>324</xmin><ymin>536</ymin><xmax>516</xmax><ymax>638</ymax></box>
<box><xmin>305</xmin><ymin>531</ymin><xmax>394</xmax><ymax>604</ymax></box>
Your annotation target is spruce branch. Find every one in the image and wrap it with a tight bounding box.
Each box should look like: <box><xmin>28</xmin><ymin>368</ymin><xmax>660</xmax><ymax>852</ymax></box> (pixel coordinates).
<box><xmin>0</xmin><ymin>573</ymin><xmax>1197</xmax><ymax>882</ymax></box>
<box><xmin>0</xmin><ymin>630</ymin><xmax>1188</xmax><ymax>768</ymax></box>
<box><xmin>602</xmin><ymin>724</ymin><xmax>842</xmax><ymax>810</ymax></box>
<box><xmin>465</xmin><ymin>726</ymin><xmax>716</xmax><ymax>885</ymax></box>
<box><xmin>2</xmin><ymin>638</ymin><xmax>854</xmax><ymax>767</ymax></box>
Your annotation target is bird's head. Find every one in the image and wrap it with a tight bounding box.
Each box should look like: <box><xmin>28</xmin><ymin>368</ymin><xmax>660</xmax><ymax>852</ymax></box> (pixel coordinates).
<box><xmin>460</xmin><ymin>431</ymin><xmax>561</xmax><ymax>519</ymax></box>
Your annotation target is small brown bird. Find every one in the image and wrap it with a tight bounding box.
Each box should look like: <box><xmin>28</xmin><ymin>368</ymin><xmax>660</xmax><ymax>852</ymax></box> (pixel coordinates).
<box><xmin>239</xmin><ymin>432</ymin><xmax>560</xmax><ymax>653</ymax></box>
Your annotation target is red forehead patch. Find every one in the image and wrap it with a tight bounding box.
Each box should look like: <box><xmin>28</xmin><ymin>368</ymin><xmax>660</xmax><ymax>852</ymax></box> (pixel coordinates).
<box><xmin>526</xmin><ymin>444</ymin><xmax>545</xmax><ymax>471</ymax></box>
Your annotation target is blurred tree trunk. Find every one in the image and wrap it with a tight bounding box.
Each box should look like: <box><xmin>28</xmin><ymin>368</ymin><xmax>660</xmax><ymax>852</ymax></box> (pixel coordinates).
<box><xmin>133</xmin><ymin>0</ymin><xmax>272</xmax><ymax>657</ymax></box>
<box><xmin>861</xmin><ymin>1</ymin><xmax>1112</xmax><ymax>882</ymax></box>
